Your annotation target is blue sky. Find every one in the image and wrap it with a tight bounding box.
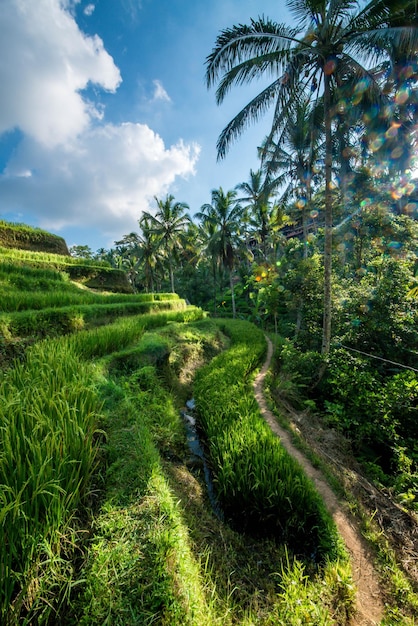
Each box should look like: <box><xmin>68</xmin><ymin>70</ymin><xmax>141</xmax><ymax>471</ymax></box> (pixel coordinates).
<box><xmin>0</xmin><ymin>0</ymin><xmax>292</xmax><ymax>252</ymax></box>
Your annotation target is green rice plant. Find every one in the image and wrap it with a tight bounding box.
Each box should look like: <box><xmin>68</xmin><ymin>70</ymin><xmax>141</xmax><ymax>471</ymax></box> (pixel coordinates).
<box><xmin>0</xmin><ymin>344</ymin><xmax>103</xmax><ymax>622</ymax></box>
<box><xmin>0</xmin><ymin>303</ymin><xmax>205</xmax><ymax>622</ymax></box>
<box><xmin>193</xmin><ymin>319</ymin><xmax>341</xmax><ymax>564</ymax></box>
<box><xmin>73</xmin><ymin>365</ymin><xmax>216</xmax><ymax>625</ymax></box>
<box><xmin>0</xmin><ymin>244</ymin><xmax>110</xmax><ymax>267</ymax></box>
<box><xmin>0</xmin><ymin>299</ymin><xmax>194</xmax><ymax>340</ymax></box>
<box><xmin>0</xmin><ymin>262</ymin><xmax>181</xmax><ymax>312</ymax></box>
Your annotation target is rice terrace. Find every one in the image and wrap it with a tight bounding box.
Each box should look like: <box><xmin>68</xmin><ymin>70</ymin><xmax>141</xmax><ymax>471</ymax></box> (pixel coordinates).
<box><xmin>1</xmin><ymin>0</ymin><xmax>418</xmax><ymax>624</ymax></box>
<box><xmin>0</xmin><ymin>198</ymin><xmax>417</xmax><ymax>626</ymax></box>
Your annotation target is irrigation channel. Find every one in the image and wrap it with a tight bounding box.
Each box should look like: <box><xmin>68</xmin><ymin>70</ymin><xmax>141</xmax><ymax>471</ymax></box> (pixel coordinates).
<box><xmin>181</xmin><ymin>399</ymin><xmax>224</xmax><ymax>521</ymax></box>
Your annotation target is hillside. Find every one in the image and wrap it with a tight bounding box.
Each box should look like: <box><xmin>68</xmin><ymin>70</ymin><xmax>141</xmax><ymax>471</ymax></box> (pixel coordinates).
<box><xmin>0</xmin><ymin>220</ymin><xmax>133</xmax><ymax>295</ymax></box>
<box><xmin>0</xmin><ymin>221</ymin><xmax>417</xmax><ymax>625</ymax></box>
<box><xmin>0</xmin><ymin>220</ymin><xmax>70</xmax><ymax>255</ymax></box>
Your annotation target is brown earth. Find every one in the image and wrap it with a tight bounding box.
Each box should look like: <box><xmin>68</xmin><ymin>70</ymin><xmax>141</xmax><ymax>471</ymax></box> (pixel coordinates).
<box><xmin>254</xmin><ymin>336</ymin><xmax>418</xmax><ymax>625</ymax></box>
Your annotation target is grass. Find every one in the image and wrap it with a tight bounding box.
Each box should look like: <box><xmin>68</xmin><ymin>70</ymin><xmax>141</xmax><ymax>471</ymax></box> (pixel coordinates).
<box><xmin>0</xmin><ymin>341</ymin><xmax>103</xmax><ymax>624</ymax></box>
<box><xmin>0</xmin><ymin>244</ymin><xmax>108</xmax><ymax>267</ymax></box>
<box><xmin>0</xmin><ymin>313</ymin><xmax>360</xmax><ymax>624</ymax></box>
<box><xmin>0</xmin><ymin>261</ymin><xmax>179</xmax><ymax>312</ymax></box>
<box><xmin>70</xmin><ymin>369</ymin><xmax>216</xmax><ymax>626</ymax></box>
<box><xmin>0</xmin><ymin>301</ymin><xmax>202</xmax><ymax>346</ymax></box>
<box><xmin>0</xmin><ymin>248</ymin><xmax>132</xmax><ymax>293</ymax></box>
<box><xmin>69</xmin><ymin>321</ymin><xmax>355</xmax><ymax>625</ymax></box>
<box><xmin>193</xmin><ymin>319</ymin><xmax>344</xmax><ymax>565</ymax></box>
<box><xmin>0</xmin><ymin>308</ymin><xmax>206</xmax><ymax>623</ymax></box>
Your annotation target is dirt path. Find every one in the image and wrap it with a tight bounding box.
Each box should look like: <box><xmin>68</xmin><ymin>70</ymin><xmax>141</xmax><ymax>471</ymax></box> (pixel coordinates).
<box><xmin>253</xmin><ymin>336</ymin><xmax>385</xmax><ymax>626</ymax></box>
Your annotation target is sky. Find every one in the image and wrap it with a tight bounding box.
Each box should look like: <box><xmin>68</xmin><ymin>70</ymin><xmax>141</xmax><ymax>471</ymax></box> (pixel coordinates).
<box><xmin>0</xmin><ymin>0</ymin><xmax>293</xmax><ymax>252</ymax></box>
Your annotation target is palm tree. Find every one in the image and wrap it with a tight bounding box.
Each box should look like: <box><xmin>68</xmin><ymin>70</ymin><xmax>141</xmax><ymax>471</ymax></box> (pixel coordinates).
<box><xmin>194</xmin><ymin>208</ymin><xmax>221</xmax><ymax>314</ymax></box>
<box><xmin>142</xmin><ymin>194</ymin><xmax>190</xmax><ymax>293</ymax></box>
<box><xmin>205</xmin><ymin>0</ymin><xmax>417</xmax><ymax>355</ymax></box>
<box><xmin>235</xmin><ymin>169</ymin><xmax>283</xmax><ymax>260</ymax></box>
<box><xmin>259</xmin><ymin>98</ymin><xmax>323</xmax><ymax>258</ymax></box>
<box><xmin>195</xmin><ymin>188</ymin><xmax>243</xmax><ymax>318</ymax></box>
<box><xmin>365</xmin><ymin>2</ymin><xmax>418</xmax><ymax>179</ymax></box>
<box><xmin>137</xmin><ymin>215</ymin><xmax>161</xmax><ymax>292</ymax></box>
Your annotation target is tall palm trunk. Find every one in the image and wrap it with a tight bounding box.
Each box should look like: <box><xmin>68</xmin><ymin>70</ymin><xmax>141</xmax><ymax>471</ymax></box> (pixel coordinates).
<box><xmin>322</xmin><ymin>72</ymin><xmax>333</xmax><ymax>356</ymax></box>
<box><xmin>212</xmin><ymin>259</ymin><xmax>218</xmax><ymax>315</ymax></box>
<box><xmin>169</xmin><ymin>260</ymin><xmax>175</xmax><ymax>293</ymax></box>
<box><xmin>229</xmin><ymin>270</ymin><xmax>236</xmax><ymax>318</ymax></box>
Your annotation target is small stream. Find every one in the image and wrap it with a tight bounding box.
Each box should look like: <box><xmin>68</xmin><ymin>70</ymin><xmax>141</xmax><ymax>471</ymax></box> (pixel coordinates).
<box><xmin>181</xmin><ymin>399</ymin><xmax>224</xmax><ymax>521</ymax></box>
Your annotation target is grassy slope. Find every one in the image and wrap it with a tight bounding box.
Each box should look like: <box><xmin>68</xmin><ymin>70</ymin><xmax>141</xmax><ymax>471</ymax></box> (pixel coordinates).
<box><xmin>68</xmin><ymin>319</ymin><xmax>354</xmax><ymax>626</ymax></box>
<box><xmin>1</xmin><ymin>230</ymin><xmax>413</xmax><ymax>624</ymax></box>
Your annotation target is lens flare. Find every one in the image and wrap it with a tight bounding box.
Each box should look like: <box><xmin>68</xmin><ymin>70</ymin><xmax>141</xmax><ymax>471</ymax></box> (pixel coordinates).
<box><xmin>395</xmin><ymin>87</ymin><xmax>409</xmax><ymax>105</ymax></box>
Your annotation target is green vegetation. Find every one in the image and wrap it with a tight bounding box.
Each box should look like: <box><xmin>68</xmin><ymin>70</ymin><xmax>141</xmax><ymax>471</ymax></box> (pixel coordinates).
<box><xmin>72</xmin><ymin>346</ymin><xmax>216</xmax><ymax>626</ymax></box>
<box><xmin>1</xmin><ymin>1</ymin><xmax>418</xmax><ymax>622</ymax></box>
<box><xmin>2</xmin><ymin>221</ymin><xmax>416</xmax><ymax>624</ymax></box>
<box><xmin>0</xmin><ymin>246</ymin><xmax>133</xmax><ymax>293</ymax></box>
<box><xmin>0</xmin><ymin>220</ymin><xmax>70</xmax><ymax>255</ymax></box>
<box><xmin>0</xmin><ymin>253</ymin><xmax>190</xmax><ymax>356</ymax></box>
<box><xmin>0</xmin><ymin>308</ymin><xmax>206</xmax><ymax>624</ymax></box>
<box><xmin>0</xmin><ymin>340</ymin><xmax>103</xmax><ymax>623</ymax></box>
<box><xmin>194</xmin><ymin>320</ymin><xmax>341</xmax><ymax>562</ymax></box>
<box><xmin>70</xmin><ymin>320</ymin><xmax>354</xmax><ymax>626</ymax></box>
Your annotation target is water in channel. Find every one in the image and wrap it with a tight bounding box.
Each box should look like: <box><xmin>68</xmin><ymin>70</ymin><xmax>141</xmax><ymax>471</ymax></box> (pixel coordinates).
<box><xmin>181</xmin><ymin>399</ymin><xmax>224</xmax><ymax>521</ymax></box>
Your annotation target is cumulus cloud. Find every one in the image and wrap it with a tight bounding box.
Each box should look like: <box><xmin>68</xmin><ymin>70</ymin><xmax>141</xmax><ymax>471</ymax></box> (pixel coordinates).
<box><xmin>0</xmin><ymin>0</ymin><xmax>121</xmax><ymax>146</ymax></box>
<box><xmin>0</xmin><ymin>0</ymin><xmax>201</xmax><ymax>246</ymax></box>
<box><xmin>0</xmin><ymin>124</ymin><xmax>200</xmax><ymax>243</ymax></box>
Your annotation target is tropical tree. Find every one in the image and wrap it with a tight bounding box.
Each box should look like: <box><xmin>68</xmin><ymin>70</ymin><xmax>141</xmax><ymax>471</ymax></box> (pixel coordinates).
<box><xmin>259</xmin><ymin>98</ymin><xmax>323</xmax><ymax>258</ymax></box>
<box><xmin>195</xmin><ymin>188</ymin><xmax>243</xmax><ymax>318</ymax></box>
<box><xmin>363</xmin><ymin>1</ymin><xmax>418</xmax><ymax>180</ymax></box>
<box><xmin>136</xmin><ymin>215</ymin><xmax>161</xmax><ymax>292</ymax></box>
<box><xmin>235</xmin><ymin>169</ymin><xmax>278</xmax><ymax>259</ymax></box>
<box><xmin>142</xmin><ymin>194</ymin><xmax>190</xmax><ymax>293</ymax></box>
<box><xmin>69</xmin><ymin>244</ymin><xmax>94</xmax><ymax>259</ymax></box>
<box><xmin>205</xmin><ymin>0</ymin><xmax>417</xmax><ymax>356</ymax></box>
<box><xmin>193</xmin><ymin>210</ymin><xmax>221</xmax><ymax>314</ymax></box>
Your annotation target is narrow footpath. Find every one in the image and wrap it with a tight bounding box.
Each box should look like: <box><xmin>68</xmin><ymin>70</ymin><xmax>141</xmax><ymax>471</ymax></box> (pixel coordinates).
<box><xmin>253</xmin><ymin>336</ymin><xmax>385</xmax><ymax>626</ymax></box>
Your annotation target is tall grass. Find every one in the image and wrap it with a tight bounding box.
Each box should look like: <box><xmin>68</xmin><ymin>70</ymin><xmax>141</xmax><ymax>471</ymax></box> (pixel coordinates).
<box><xmin>73</xmin><ymin>365</ymin><xmax>216</xmax><ymax>625</ymax></box>
<box><xmin>194</xmin><ymin>319</ymin><xmax>340</xmax><ymax>563</ymax></box>
<box><xmin>0</xmin><ymin>342</ymin><xmax>102</xmax><ymax>623</ymax></box>
<box><xmin>0</xmin><ymin>261</ymin><xmax>180</xmax><ymax>311</ymax></box>
<box><xmin>0</xmin><ymin>292</ymin><xmax>182</xmax><ymax>313</ymax></box>
<box><xmin>0</xmin><ymin>306</ymin><xmax>205</xmax><ymax>622</ymax></box>
<box><xmin>0</xmin><ymin>245</ymin><xmax>110</xmax><ymax>267</ymax></box>
<box><xmin>0</xmin><ymin>300</ymin><xmax>194</xmax><ymax>341</ymax></box>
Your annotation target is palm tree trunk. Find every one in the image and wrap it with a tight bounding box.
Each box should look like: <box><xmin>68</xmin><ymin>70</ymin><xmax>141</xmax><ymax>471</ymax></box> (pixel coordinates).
<box><xmin>212</xmin><ymin>264</ymin><xmax>218</xmax><ymax>316</ymax></box>
<box><xmin>229</xmin><ymin>271</ymin><xmax>236</xmax><ymax>319</ymax></box>
<box><xmin>322</xmin><ymin>73</ymin><xmax>333</xmax><ymax>356</ymax></box>
<box><xmin>169</xmin><ymin>261</ymin><xmax>175</xmax><ymax>293</ymax></box>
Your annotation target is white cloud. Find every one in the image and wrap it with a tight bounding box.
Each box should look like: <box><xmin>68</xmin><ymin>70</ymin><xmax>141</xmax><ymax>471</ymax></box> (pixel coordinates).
<box><xmin>152</xmin><ymin>80</ymin><xmax>171</xmax><ymax>103</ymax></box>
<box><xmin>0</xmin><ymin>123</ymin><xmax>200</xmax><ymax>243</ymax></box>
<box><xmin>84</xmin><ymin>3</ymin><xmax>95</xmax><ymax>16</ymax></box>
<box><xmin>0</xmin><ymin>0</ymin><xmax>121</xmax><ymax>147</ymax></box>
<box><xmin>0</xmin><ymin>0</ymin><xmax>201</xmax><ymax>248</ymax></box>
